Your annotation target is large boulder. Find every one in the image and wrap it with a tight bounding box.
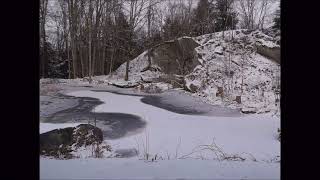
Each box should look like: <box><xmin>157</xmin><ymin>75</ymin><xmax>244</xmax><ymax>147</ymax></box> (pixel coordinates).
<box><xmin>256</xmin><ymin>45</ymin><xmax>280</xmax><ymax>64</ymax></box>
<box><xmin>40</xmin><ymin>124</ymin><xmax>108</xmax><ymax>159</ymax></box>
<box><xmin>149</xmin><ymin>37</ymin><xmax>201</xmax><ymax>75</ymax></box>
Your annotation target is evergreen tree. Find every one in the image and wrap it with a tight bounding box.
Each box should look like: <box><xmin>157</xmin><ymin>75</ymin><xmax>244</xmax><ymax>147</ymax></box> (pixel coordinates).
<box><xmin>192</xmin><ymin>0</ymin><xmax>214</xmax><ymax>36</ymax></box>
<box><xmin>214</xmin><ymin>0</ymin><xmax>238</xmax><ymax>32</ymax></box>
<box><xmin>162</xmin><ymin>2</ymin><xmax>192</xmax><ymax>41</ymax></box>
<box><xmin>162</xmin><ymin>16</ymin><xmax>183</xmax><ymax>40</ymax></box>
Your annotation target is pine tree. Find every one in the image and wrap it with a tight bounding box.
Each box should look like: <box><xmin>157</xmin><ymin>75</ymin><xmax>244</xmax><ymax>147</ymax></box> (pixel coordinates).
<box><xmin>214</xmin><ymin>0</ymin><xmax>238</xmax><ymax>32</ymax></box>
<box><xmin>192</xmin><ymin>0</ymin><xmax>212</xmax><ymax>36</ymax></box>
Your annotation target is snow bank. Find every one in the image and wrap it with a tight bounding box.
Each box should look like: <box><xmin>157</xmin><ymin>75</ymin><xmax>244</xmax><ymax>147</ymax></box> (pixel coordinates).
<box><xmin>187</xmin><ymin>29</ymin><xmax>280</xmax><ymax>114</ymax></box>
<box><xmin>41</xmin><ymin>158</ymin><xmax>280</xmax><ymax>179</ymax></box>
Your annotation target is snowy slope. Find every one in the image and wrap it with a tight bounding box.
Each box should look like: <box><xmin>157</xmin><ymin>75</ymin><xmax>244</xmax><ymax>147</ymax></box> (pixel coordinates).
<box><xmin>188</xmin><ymin>29</ymin><xmax>280</xmax><ymax>113</ymax></box>
<box><xmin>106</xmin><ymin>29</ymin><xmax>280</xmax><ymax>115</ymax></box>
<box><xmin>41</xmin><ymin>29</ymin><xmax>280</xmax><ymax>115</ymax></box>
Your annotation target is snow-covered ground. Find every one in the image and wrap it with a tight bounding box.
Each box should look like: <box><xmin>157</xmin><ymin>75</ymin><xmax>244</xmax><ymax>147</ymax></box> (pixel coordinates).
<box><xmin>41</xmin><ymin>158</ymin><xmax>279</xmax><ymax>179</ymax></box>
<box><xmin>40</xmin><ymin>89</ymin><xmax>280</xmax><ymax>179</ymax></box>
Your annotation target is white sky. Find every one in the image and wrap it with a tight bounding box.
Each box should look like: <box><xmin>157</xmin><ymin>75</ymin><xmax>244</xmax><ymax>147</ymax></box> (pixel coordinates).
<box><xmin>45</xmin><ymin>0</ymin><xmax>280</xmax><ymax>44</ymax></box>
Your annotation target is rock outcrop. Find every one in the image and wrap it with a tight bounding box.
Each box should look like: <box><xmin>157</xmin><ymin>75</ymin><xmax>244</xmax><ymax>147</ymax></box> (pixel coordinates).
<box><xmin>256</xmin><ymin>45</ymin><xmax>280</xmax><ymax>63</ymax></box>
<box><xmin>149</xmin><ymin>37</ymin><xmax>201</xmax><ymax>75</ymax></box>
<box><xmin>114</xmin><ymin>29</ymin><xmax>280</xmax><ymax>114</ymax></box>
<box><xmin>40</xmin><ymin>124</ymin><xmax>110</xmax><ymax>159</ymax></box>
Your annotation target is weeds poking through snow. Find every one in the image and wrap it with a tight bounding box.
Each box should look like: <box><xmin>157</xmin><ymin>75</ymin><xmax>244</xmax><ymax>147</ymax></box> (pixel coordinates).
<box><xmin>196</xmin><ymin>139</ymin><xmax>247</xmax><ymax>161</ymax></box>
<box><xmin>133</xmin><ymin>133</ymin><xmax>257</xmax><ymax>162</ymax></box>
<box><xmin>178</xmin><ymin>138</ymin><xmax>255</xmax><ymax>162</ymax></box>
<box><xmin>137</xmin><ymin>129</ymin><xmax>154</xmax><ymax>162</ymax></box>
<box><xmin>175</xmin><ymin>137</ymin><xmax>181</xmax><ymax>159</ymax></box>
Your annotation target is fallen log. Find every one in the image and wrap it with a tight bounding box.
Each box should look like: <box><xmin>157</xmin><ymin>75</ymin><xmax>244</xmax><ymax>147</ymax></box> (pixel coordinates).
<box><xmin>110</xmin><ymin>83</ymin><xmax>139</xmax><ymax>88</ymax></box>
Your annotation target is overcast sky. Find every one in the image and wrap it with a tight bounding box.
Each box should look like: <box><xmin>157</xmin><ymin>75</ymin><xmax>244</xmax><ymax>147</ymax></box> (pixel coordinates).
<box><xmin>45</xmin><ymin>0</ymin><xmax>280</xmax><ymax>44</ymax></box>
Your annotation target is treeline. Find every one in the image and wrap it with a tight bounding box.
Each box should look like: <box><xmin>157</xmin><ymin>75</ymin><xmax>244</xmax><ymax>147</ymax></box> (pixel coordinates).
<box><xmin>40</xmin><ymin>0</ymin><xmax>279</xmax><ymax>80</ymax></box>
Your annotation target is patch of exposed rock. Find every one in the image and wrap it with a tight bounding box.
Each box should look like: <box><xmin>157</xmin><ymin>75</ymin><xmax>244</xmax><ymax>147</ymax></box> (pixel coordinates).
<box><xmin>40</xmin><ymin>124</ymin><xmax>111</xmax><ymax>159</ymax></box>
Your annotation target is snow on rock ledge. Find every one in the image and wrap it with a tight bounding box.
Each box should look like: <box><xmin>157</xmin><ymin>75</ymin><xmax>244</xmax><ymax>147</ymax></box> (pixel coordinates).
<box><xmin>185</xmin><ymin>29</ymin><xmax>280</xmax><ymax>113</ymax></box>
<box><xmin>95</xmin><ymin>29</ymin><xmax>280</xmax><ymax>114</ymax></box>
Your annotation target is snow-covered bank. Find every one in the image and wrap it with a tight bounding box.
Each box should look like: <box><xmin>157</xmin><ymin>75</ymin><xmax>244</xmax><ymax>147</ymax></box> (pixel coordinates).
<box><xmin>65</xmin><ymin>90</ymin><xmax>280</xmax><ymax>161</ymax></box>
<box><xmin>40</xmin><ymin>89</ymin><xmax>280</xmax><ymax>179</ymax></box>
<box><xmin>41</xmin><ymin>158</ymin><xmax>280</xmax><ymax>179</ymax></box>
<box><xmin>70</xmin><ymin>29</ymin><xmax>280</xmax><ymax>115</ymax></box>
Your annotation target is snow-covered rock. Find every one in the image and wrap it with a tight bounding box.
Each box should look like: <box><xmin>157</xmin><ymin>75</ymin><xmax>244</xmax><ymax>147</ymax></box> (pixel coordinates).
<box><xmin>45</xmin><ymin>29</ymin><xmax>280</xmax><ymax>115</ymax></box>
<box><xmin>186</xmin><ymin>29</ymin><xmax>280</xmax><ymax>114</ymax></box>
<box><xmin>113</xmin><ymin>37</ymin><xmax>200</xmax><ymax>84</ymax></box>
<box><xmin>40</xmin><ymin>124</ymin><xmax>111</xmax><ymax>159</ymax></box>
<box><xmin>109</xmin><ymin>29</ymin><xmax>280</xmax><ymax>114</ymax></box>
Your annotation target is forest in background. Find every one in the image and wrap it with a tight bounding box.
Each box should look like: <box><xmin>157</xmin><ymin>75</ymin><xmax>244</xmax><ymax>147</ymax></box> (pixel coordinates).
<box><xmin>40</xmin><ymin>0</ymin><xmax>280</xmax><ymax>80</ymax></box>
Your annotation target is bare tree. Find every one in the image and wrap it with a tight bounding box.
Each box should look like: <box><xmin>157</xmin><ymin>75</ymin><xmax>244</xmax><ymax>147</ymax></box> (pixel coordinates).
<box><xmin>257</xmin><ymin>0</ymin><xmax>272</xmax><ymax>30</ymax></box>
<box><xmin>40</xmin><ymin>0</ymin><xmax>49</xmax><ymax>78</ymax></box>
<box><xmin>88</xmin><ymin>0</ymin><xmax>93</xmax><ymax>83</ymax></box>
<box><xmin>238</xmin><ymin>0</ymin><xmax>256</xmax><ymax>30</ymax></box>
<box><xmin>124</xmin><ymin>0</ymin><xmax>145</xmax><ymax>81</ymax></box>
<box><xmin>58</xmin><ymin>0</ymin><xmax>71</xmax><ymax>79</ymax></box>
<box><xmin>122</xmin><ymin>0</ymin><xmax>160</xmax><ymax>81</ymax></box>
<box><xmin>146</xmin><ymin>0</ymin><xmax>152</xmax><ymax>69</ymax></box>
<box><xmin>145</xmin><ymin>0</ymin><xmax>161</xmax><ymax>70</ymax></box>
<box><xmin>238</xmin><ymin>0</ymin><xmax>274</xmax><ymax>30</ymax></box>
<box><xmin>67</xmin><ymin>0</ymin><xmax>80</xmax><ymax>78</ymax></box>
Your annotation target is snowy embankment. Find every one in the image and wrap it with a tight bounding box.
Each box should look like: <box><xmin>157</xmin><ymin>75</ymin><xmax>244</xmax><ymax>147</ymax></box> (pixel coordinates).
<box><xmin>40</xmin><ymin>29</ymin><xmax>280</xmax><ymax>116</ymax></box>
<box><xmin>40</xmin><ymin>90</ymin><xmax>280</xmax><ymax>179</ymax></box>
<box><xmin>82</xmin><ymin>29</ymin><xmax>280</xmax><ymax>115</ymax></box>
<box><xmin>189</xmin><ymin>30</ymin><xmax>280</xmax><ymax>114</ymax></box>
<box><xmin>41</xmin><ymin>158</ymin><xmax>279</xmax><ymax>179</ymax></box>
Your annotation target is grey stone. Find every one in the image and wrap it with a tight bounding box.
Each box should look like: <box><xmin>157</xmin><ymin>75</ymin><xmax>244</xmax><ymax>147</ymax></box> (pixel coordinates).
<box><xmin>149</xmin><ymin>37</ymin><xmax>200</xmax><ymax>75</ymax></box>
<box><xmin>256</xmin><ymin>45</ymin><xmax>280</xmax><ymax>64</ymax></box>
<box><xmin>40</xmin><ymin>124</ymin><xmax>105</xmax><ymax>159</ymax></box>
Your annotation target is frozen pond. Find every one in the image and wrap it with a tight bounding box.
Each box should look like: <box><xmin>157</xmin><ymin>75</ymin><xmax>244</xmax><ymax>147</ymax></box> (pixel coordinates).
<box><xmin>40</xmin><ymin>93</ymin><xmax>146</xmax><ymax>139</ymax></box>
<box><xmin>41</xmin><ymin>88</ymin><xmax>241</xmax><ymax>139</ymax></box>
<box><xmin>91</xmin><ymin>89</ymin><xmax>242</xmax><ymax>116</ymax></box>
<box><xmin>40</xmin><ymin>87</ymin><xmax>280</xmax><ymax>179</ymax></box>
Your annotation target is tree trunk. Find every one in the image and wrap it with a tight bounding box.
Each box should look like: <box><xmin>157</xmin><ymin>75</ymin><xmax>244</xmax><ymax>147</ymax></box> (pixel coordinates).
<box><xmin>67</xmin><ymin>39</ymin><xmax>71</xmax><ymax>79</ymax></box>
<box><xmin>101</xmin><ymin>41</ymin><xmax>105</xmax><ymax>75</ymax></box>
<box><xmin>109</xmin><ymin>47</ymin><xmax>114</xmax><ymax>76</ymax></box>
<box><xmin>125</xmin><ymin>29</ymin><xmax>132</xmax><ymax>81</ymax></box>
<box><xmin>79</xmin><ymin>43</ymin><xmax>85</xmax><ymax>77</ymax></box>
<box><xmin>67</xmin><ymin>0</ymin><xmax>79</xmax><ymax>79</ymax></box>
<box><xmin>147</xmin><ymin>2</ymin><xmax>152</xmax><ymax>68</ymax></box>
<box><xmin>125</xmin><ymin>58</ymin><xmax>129</xmax><ymax>81</ymax></box>
<box><xmin>41</xmin><ymin>21</ymin><xmax>48</xmax><ymax>78</ymax></box>
<box><xmin>88</xmin><ymin>31</ymin><xmax>92</xmax><ymax>81</ymax></box>
<box><xmin>88</xmin><ymin>0</ymin><xmax>93</xmax><ymax>82</ymax></box>
<box><xmin>92</xmin><ymin>39</ymin><xmax>96</xmax><ymax>76</ymax></box>
<box><xmin>71</xmin><ymin>37</ymin><xmax>78</xmax><ymax>78</ymax></box>
<box><xmin>40</xmin><ymin>0</ymin><xmax>49</xmax><ymax>78</ymax></box>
